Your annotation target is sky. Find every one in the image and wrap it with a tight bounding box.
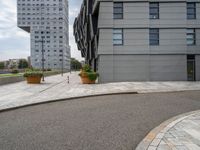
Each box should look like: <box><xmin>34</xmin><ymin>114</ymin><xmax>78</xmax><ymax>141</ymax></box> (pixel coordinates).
<box><xmin>0</xmin><ymin>0</ymin><xmax>83</xmax><ymax>61</ymax></box>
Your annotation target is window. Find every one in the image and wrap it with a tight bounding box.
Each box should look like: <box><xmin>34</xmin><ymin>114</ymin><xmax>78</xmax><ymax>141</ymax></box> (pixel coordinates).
<box><xmin>150</xmin><ymin>3</ymin><xmax>159</xmax><ymax>19</ymax></box>
<box><xmin>187</xmin><ymin>3</ymin><xmax>196</xmax><ymax>19</ymax></box>
<box><xmin>113</xmin><ymin>29</ymin><xmax>123</xmax><ymax>45</ymax></box>
<box><xmin>113</xmin><ymin>2</ymin><xmax>123</xmax><ymax>19</ymax></box>
<box><xmin>149</xmin><ymin>29</ymin><xmax>159</xmax><ymax>45</ymax></box>
<box><xmin>187</xmin><ymin>29</ymin><xmax>195</xmax><ymax>45</ymax></box>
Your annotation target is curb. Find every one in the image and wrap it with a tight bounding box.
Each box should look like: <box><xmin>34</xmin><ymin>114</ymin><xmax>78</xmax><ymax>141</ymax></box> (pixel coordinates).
<box><xmin>0</xmin><ymin>91</ymin><xmax>138</xmax><ymax>113</ymax></box>
<box><xmin>1</xmin><ymin>90</ymin><xmax>199</xmax><ymax>113</ymax></box>
<box><xmin>135</xmin><ymin>109</ymin><xmax>200</xmax><ymax>150</ymax></box>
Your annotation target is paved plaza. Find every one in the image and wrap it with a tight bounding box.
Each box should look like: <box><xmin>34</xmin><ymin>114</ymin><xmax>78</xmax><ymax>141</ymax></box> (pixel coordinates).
<box><xmin>136</xmin><ymin>110</ymin><xmax>200</xmax><ymax>150</ymax></box>
<box><xmin>0</xmin><ymin>72</ymin><xmax>200</xmax><ymax>111</ymax></box>
<box><xmin>0</xmin><ymin>91</ymin><xmax>200</xmax><ymax>150</ymax></box>
<box><xmin>0</xmin><ymin>73</ymin><xmax>200</xmax><ymax>150</ymax></box>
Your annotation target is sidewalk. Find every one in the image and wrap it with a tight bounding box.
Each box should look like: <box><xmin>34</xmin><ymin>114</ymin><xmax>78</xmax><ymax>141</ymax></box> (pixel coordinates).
<box><xmin>0</xmin><ymin>72</ymin><xmax>200</xmax><ymax>111</ymax></box>
<box><xmin>0</xmin><ymin>72</ymin><xmax>200</xmax><ymax>150</ymax></box>
<box><xmin>136</xmin><ymin>110</ymin><xmax>200</xmax><ymax>150</ymax></box>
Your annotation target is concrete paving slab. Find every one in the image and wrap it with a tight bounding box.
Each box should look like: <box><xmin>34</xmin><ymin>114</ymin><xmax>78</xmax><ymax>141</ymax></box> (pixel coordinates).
<box><xmin>0</xmin><ymin>71</ymin><xmax>200</xmax><ymax>111</ymax></box>
<box><xmin>136</xmin><ymin>110</ymin><xmax>200</xmax><ymax>150</ymax></box>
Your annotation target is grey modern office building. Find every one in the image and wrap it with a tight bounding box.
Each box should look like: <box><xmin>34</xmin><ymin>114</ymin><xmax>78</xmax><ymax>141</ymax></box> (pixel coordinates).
<box><xmin>17</xmin><ymin>0</ymin><xmax>70</xmax><ymax>70</ymax></box>
<box><xmin>74</xmin><ymin>0</ymin><xmax>200</xmax><ymax>83</ymax></box>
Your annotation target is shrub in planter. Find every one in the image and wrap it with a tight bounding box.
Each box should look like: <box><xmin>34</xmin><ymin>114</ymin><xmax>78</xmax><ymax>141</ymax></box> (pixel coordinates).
<box><xmin>79</xmin><ymin>65</ymin><xmax>99</xmax><ymax>84</ymax></box>
<box><xmin>82</xmin><ymin>64</ymin><xmax>91</xmax><ymax>72</ymax></box>
<box><xmin>86</xmin><ymin>72</ymin><xmax>99</xmax><ymax>81</ymax></box>
<box><xmin>24</xmin><ymin>69</ymin><xmax>43</xmax><ymax>84</ymax></box>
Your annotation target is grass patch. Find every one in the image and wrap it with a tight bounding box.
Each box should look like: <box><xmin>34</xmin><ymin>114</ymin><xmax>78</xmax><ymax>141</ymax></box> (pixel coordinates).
<box><xmin>0</xmin><ymin>73</ymin><xmax>23</xmax><ymax>78</ymax></box>
<box><xmin>0</xmin><ymin>70</ymin><xmax>64</xmax><ymax>79</ymax></box>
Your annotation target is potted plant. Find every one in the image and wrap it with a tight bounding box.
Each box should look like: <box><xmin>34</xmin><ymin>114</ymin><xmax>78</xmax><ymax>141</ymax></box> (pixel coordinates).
<box><xmin>79</xmin><ymin>64</ymin><xmax>99</xmax><ymax>84</ymax></box>
<box><xmin>24</xmin><ymin>69</ymin><xmax>43</xmax><ymax>84</ymax></box>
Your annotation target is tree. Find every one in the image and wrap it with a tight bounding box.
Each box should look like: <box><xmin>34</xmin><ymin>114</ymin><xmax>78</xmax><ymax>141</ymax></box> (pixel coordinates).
<box><xmin>18</xmin><ymin>59</ymin><xmax>29</xmax><ymax>69</ymax></box>
<box><xmin>0</xmin><ymin>62</ymin><xmax>5</xmax><ymax>70</ymax></box>
<box><xmin>71</xmin><ymin>58</ymin><xmax>82</xmax><ymax>71</ymax></box>
<box><xmin>10</xmin><ymin>63</ymin><xmax>17</xmax><ymax>69</ymax></box>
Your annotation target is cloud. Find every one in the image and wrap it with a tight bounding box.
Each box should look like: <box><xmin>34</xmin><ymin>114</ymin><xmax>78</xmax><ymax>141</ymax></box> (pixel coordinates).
<box><xmin>0</xmin><ymin>0</ymin><xmax>83</xmax><ymax>61</ymax></box>
<box><xmin>16</xmin><ymin>30</ymin><xmax>30</xmax><ymax>38</ymax></box>
<box><xmin>69</xmin><ymin>7</ymin><xmax>79</xmax><ymax>19</ymax></box>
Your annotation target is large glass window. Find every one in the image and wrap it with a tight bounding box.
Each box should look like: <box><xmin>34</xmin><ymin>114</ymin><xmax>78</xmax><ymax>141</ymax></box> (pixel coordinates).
<box><xmin>187</xmin><ymin>2</ymin><xmax>196</xmax><ymax>19</ymax></box>
<box><xmin>150</xmin><ymin>2</ymin><xmax>159</xmax><ymax>19</ymax></box>
<box><xmin>149</xmin><ymin>29</ymin><xmax>159</xmax><ymax>45</ymax></box>
<box><xmin>113</xmin><ymin>29</ymin><xmax>123</xmax><ymax>45</ymax></box>
<box><xmin>187</xmin><ymin>29</ymin><xmax>196</xmax><ymax>45</ymax></box>
<box><xmin>113</xmin><ymin>2</ymin><xmax>123</xmax><ymax>19</ymax></box>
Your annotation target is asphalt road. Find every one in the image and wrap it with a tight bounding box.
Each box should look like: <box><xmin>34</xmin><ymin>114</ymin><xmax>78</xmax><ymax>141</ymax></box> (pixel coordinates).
<box><xmin>0</xmin><ymin>91</ymin><xmax>200</xmax><ymax>150</ymax></box>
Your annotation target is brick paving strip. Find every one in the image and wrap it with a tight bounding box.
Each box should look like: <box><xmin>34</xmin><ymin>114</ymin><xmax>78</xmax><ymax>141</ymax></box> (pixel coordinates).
<box><xmin>136</xmin><ymin>110</ymin><xmax>200</xmax><ymax>150</ymax></box>
<box><xmin>0</xmin><ymin>72</ymin><xmax>200</xmax><ymax>112</ymax></box>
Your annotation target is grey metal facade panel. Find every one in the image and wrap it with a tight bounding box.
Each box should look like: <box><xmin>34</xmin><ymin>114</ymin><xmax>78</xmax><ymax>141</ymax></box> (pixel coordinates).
<box><xmin>150</xmin><ymin>29</ymin><xmax>187</xmax><ymax>54</ymax></box>
<box><xmin>150</xmin><ymin>3</ymin><xmax>186</xmax><ymax>28</ymax></box>
<box><xmin>113</xmin><ymin>55</ymin><xmax>149</xmax><ymax>81</ymax></box>
<box><xmin>114</xmin><ymin>2</ymin><xmax>149</xmax><ymax>28</ymax></box>
<box><xmin>98</xmin><ymin>29</ymin><xmax>150</xmax><ymax>55</ymax></box>
<box><xmin>149</xmin><ymin>55</ymin><xmax>187</xmax><ymax>81</ymax></box>
<box><xmin>98</xmin><ymin>29</ymin><xmax>114</xmax><ymax>54</ymax></box>
<box><xmin>98</xmin><ymin>2</ymin><xmax>114</xmax><ymax>28</ymax></box>
<box><xmin>98</xmin><ymin>55</ymin><xmax>114</xmax><ymax>82</ymax></box>
<box><xmin>98</xmin><ymin>28</ymin><xmax>200</xmax><ymax>55</ymax></box>
<box><xmin>187</xmin><ymin>29</ymin><xmax>200</xmax><ymax>54</ymax></box>
<box><xmin>188</xmin><ymin>2</ymin><xmax>200</xmax><ymax>26</ymax></box>
<box><xmin>99</xmin><ymin>55</ymin><xmax>188</xmax><ymax>82</ymax></box>
<box><xmin>94</xmin><ymin>0</ymin><xmax>200</xmax><ymax>3</ymax></box>
<box><xmin>98</xmin><ymin>2</ymin><xmax>200</xmax><ymax>29</ymax></box>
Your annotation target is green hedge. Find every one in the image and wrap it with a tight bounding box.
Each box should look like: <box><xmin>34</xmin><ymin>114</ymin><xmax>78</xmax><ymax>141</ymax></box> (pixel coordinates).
<box><xmin>24</xmin><ymin>71</ymin><xmax>43</xmax><ymax>78</ymax></box>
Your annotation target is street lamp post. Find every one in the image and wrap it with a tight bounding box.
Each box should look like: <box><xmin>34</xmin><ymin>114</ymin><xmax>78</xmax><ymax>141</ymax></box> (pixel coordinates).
<box><xmin>41</xmin><ymin>36</ymin><xmax>45</xmax><ymax>81</ymax></box>
<box><xmin>35</xmin><ymin>35</ymin><xmax>45</xmax><ymax>81</ymax></box>
<box><xmin>39</xmin><ymin>4</ymin><xmax>45</xmax><ymax>82</ymax></box>
<box><xmin>61</xmin><ymin>49</ymin><xmax>64</xmax><ymax>76</ymax></box>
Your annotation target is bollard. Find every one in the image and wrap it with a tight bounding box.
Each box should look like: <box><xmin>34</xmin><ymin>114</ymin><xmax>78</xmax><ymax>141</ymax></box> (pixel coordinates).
<box><xmin>67</xmin><ymin>76</ymin><xmax>69</xmax><ymax>84</ymax></box>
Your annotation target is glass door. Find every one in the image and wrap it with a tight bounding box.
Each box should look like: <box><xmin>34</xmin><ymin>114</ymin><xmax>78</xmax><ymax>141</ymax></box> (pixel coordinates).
<box><xmin>187</xmin><ymin>60</ymin><xmax>195</xmax><ymax>81</ymax></box>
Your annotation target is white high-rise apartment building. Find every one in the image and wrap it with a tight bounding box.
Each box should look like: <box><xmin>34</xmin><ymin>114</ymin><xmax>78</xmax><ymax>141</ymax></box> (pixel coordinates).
<box><xmin>17</xmin><ymin>0</ymin><xmax>70</xmax><ymax>70</ymax></box>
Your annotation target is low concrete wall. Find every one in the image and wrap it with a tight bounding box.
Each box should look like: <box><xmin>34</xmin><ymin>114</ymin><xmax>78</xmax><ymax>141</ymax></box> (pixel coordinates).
<box><xmin>0</xmin><ymin>71</ymin><xmax>66</xmax><ymax>86</ymax></box>
<box><xmin>0</xmin><ymin>76</ymin><xmax>25</xmax><ymax>85</ymax></box>
<box><xmin>44</xmin><ymin>71</ymin><xmax>63</xmax><ymax>77</ymax></box>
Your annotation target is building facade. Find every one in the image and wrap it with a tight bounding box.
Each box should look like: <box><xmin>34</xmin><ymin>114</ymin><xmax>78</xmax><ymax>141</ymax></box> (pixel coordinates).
<box><xmin>74</xmin><ymin>0</ymin><xmax>200</xmax><ymax>83</ymax></box>
<box><xmin>17</xmin><ymin>0</ymin><xmax>70</xmax><ymax>70</ymax></box>
<box><xmin>0</xmin><ymin>59</ymin><xmax>24</xmax><ymax>69</ymax></box>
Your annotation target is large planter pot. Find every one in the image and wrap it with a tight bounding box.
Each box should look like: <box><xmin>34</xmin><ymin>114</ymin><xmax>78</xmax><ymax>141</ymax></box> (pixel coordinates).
<box><xmin>80</xmin><ymin>74</ymin><xmax>95</xmax><ymax>84</ymax></box>
<box><xmin>26</xmin><ymin>76</ymin><xmax>42</xmax><ymax>84</ymax></box>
